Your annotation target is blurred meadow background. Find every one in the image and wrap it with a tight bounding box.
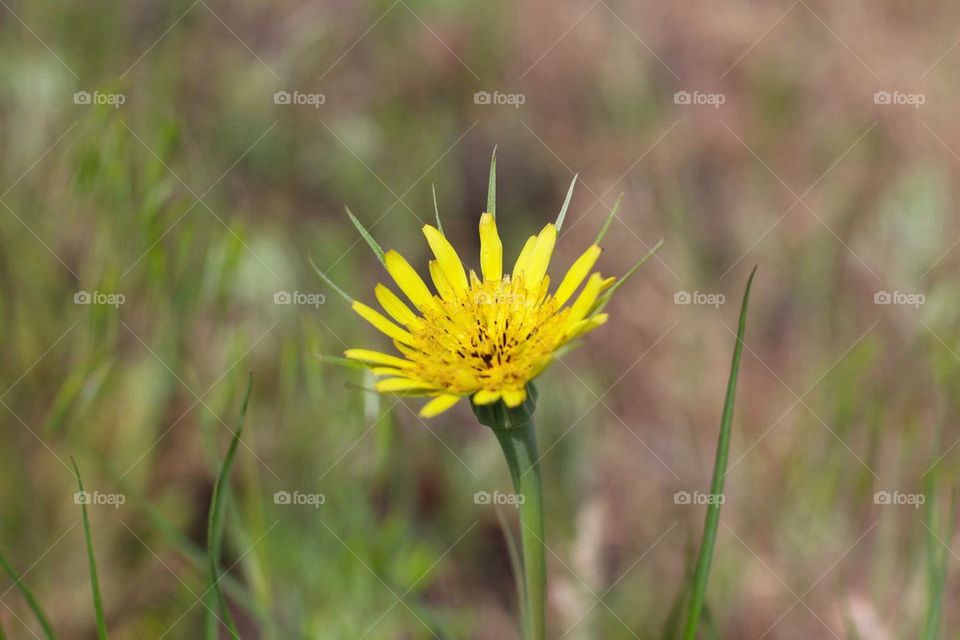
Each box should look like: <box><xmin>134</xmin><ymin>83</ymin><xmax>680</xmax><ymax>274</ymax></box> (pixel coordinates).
<box><xmin>1</xmin><ymin>0</ymin><xmax>960</xmax><ymax>638</ymax></box>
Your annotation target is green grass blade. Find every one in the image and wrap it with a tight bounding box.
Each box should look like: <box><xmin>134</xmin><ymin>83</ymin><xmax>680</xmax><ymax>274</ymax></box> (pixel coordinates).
<box><xmin>921</xmin><ymin>491</ymin><xmax>957</xmax><ymax>640</ymax></box>
<box><xmin>595</xmin><ymin>192</ymin><xmax>624</xmax><ymax>244</ymax></box>
<box><xmin>70</xmin><ymin>457</ymin><xmax>108</xmax><ymax>640</ymax></box>
<box><xmin>487</xmin><ymin>146</ymin><xmax>497</xmax><ymax>216</ymax></box>
<box><xmin>0</xmin><ymin>548</ymin><xmax>58</xmax><ymax>640</ymax></box>
<box><xmin>555</xmin><ymin>174</ymin><xmax>577</xmax><ymax>231</ymax></box>
<box><xmin>432</xmin><ymin>184</ymin><xmax>443</xmax><ymax>234</ymax></box>
<box><xmin>681</xmin><ymin>266</ymin><xmax>756</xmax><ymax>640</ymax></box>
<box><xmin>592</xmin><ymin>238</ymin><xmax>665</xmax><ymax>314</ymax></box>
<box><xmin>308</xmin><ymin>256</ymin><xmax>354</xmax><ymax>304</ymax></box>
<box><xmin>205</xmin><ymin>374</ymin><xmax>254</xmax><ymax>640</ymax></box>
<box><xmin>345</xmin><ymin>206</ymin><xmax>385</xmax><ymax>264</ymax></box>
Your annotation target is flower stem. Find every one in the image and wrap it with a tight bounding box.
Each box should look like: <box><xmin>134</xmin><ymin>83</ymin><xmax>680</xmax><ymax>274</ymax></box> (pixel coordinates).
<box><xmin>492</xmin><ymin>421</ymin><xmax>546</xmax><ymax>640</ymax></box>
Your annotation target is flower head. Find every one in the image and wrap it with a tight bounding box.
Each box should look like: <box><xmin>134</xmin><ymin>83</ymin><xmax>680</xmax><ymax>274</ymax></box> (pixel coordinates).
<box><xmin>324</xmin><ymin>157</ymin><xmax>658</xmax><ymax>419</ymax></box>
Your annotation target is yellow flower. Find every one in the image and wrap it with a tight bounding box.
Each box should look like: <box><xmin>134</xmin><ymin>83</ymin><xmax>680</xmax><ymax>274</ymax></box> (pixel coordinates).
<box><xmin>320</xmin><ymin>157</ymin><xmax>660</xmax><ymax>420</ymax></box>
<box><xmin>345</xmin><ymin>212</ymin><xmax>615</xmax><ymax>418</ymax></box>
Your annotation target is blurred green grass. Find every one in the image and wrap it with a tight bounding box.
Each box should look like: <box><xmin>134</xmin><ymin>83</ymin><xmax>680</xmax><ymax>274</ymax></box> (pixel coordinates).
<box><xmin>1</xmin><ymin>0</ymin><xmax>960</xmax><ymax>638</ymax></box>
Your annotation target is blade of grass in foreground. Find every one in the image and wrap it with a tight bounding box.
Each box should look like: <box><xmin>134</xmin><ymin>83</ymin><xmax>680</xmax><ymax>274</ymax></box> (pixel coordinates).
<box><xmin>70</xmin><ymin>457</ymin><xmax>108</xmax><ymax>640</ymax></box>
<box><xmin>681</xmin><ymin>266</ymin><xmax>756</xmax><ymax>640</ymax></box>
<box><xmin>920</xmin><ymin>490</ymin><xmax>957</xmax><ymax>640</ymax></box>
<box><xmin>0</xmin><ymin>548</ymin><xmax>57</xmax><ymax>640</ymax></box>
<box><xmin>205</xmin><ymin>374</ymin><xmax>253</xmax><ymax>640</ymax></box>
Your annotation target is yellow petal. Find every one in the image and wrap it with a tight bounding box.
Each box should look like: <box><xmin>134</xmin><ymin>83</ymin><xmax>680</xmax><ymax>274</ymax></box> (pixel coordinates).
<box><xmin>375</xmin><ymin>284</ymin><xmax>420</xmax><ymax>327</ymax></box>
<box><xmin>376</xmin><ymin>378</ymin><xmax>436</xmax><ymax>393</ymax></box>
<box><xmin>345</xmin><ymin>348</ymin><xmax>411</xmax><ymax>369</ymax></box>
<box><xmin>512</xmin><ymin>236</ymin><xmax>537</xmax><ymax>276</ymax></box>
<box><xmin>371</xmin><ymin>366</ymin><xmax>405</xmax><ymax>376</ymax></box>
<box><xmin>384</xmin><ymin>250</ymin><xmax>437</xmax><ymax>312</ymax></box>
<box><xmin>352</xmin><ymin>301</ymin><xmax>415</xmax><ymax>345</ymax></box>
<box><xmin>472</xmin><ymin>389</ymin><xmax>501</xmax><ymax>405</ymax></box>
<box><xmin>423</xmin><ymin>225</ymin><xmax>468</xmax><ymax>292</ymax></box>
<box><xmin>502</xmin><ymin>388</ymin><xmax>526</xmax><ymax>408</ymax></box>
<box><xmin>523</xmin><ymin>224</ymin><xmax>557</xmax><ymax>289</ymax></box>
<box><xmin>479</xmin><ymin>213</ymin><xmax>503</xmax><ymax>282</ymax></box>
<box><xmin>567</xmin><ymin>274</ymin><xmax>615</xmax><ymax>326</ymax></box>
<box><xmin>554</xmin><ymin>245</ymin><xmax>601</xmax><ymax>307</ymax></box>
<box><xmin>419</xmin><ymin>394</ymin><xmax>461</xmax><ymax>418</ymax></box>
<box><xmin>565</xmin><ymin>313</ymin><xmax>609</xmax><ymax>340</ymax></box>
<box><xmin>429</xmin><ymin>260</ymin><xmax>456</xmax><ymax>301</ymax></box>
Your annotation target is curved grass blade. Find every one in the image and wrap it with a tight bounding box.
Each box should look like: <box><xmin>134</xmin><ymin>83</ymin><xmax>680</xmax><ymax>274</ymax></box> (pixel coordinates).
<box><xmin>555</xmin><ymin>174</ymin><xmax>578</xmax><ymax>231</ymax></box>
<box><xmin>681</xmin><ymin>266</ymin><xmax>756</xmax><ymax>640</ymax></box>
<box><xmin>0</xmin><ymin>549</ymin><xmax>57</xmax><ymax>640</ymax></box>
<box><xmin>345</xmin><ymin>206</ymin><xmax>385</xmax><ymax>264</ymax></box>
<box><xmin>308</xmin><ymin>256</ymin><xmax>354</xmax><ymax>304</ymax></box>
<box><xmin>487</xmin><ymin>146</ymin><xmax>497</xmax><ymax>216</ymax></box>
<box><xmin>70</xmin><ymin>457</ymin><xmax>108</xmax><ymax>640</ymax></box>
<box><xmin>205</xmin><ymin>374</ymin><xmax>254</xmax><ymax>640</ymax></box>
<box><xmin>595</xmin><ymin>192</ymin><xmax>624</xmax><ymax>244</ymax></box>
<box><xmin>432</xmin><ymin>184</ymin><xmax>443</xmax><ymax>234</ymax></box>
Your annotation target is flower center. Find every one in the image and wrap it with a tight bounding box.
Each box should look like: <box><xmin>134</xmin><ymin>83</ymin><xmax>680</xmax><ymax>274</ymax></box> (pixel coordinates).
<box><xmin>397</xmin><ymin>275</ymin><xmax>570</xmax><ymax>394</ymax></box>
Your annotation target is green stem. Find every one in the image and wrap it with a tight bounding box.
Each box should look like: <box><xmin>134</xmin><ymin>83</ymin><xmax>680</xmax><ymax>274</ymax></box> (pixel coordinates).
<box><xmin>492</xmin><ymin>422</ymin><xmax>546</xmax><ymax>640</ymax></box>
